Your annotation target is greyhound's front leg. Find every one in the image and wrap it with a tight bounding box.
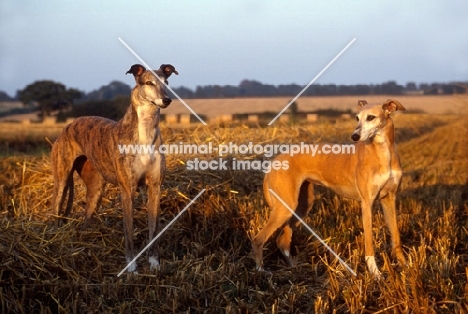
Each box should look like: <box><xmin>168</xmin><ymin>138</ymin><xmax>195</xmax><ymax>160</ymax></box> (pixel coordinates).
<box><xmin>146</xmin><ymin>156</ymin><xmax>164</xmax><ymax>271</ymax></box>
<box><xmin>361</xmin><ymin>198</ymin><xmax>381</xmax><ymax>278</ymax></box>
<box><xmin>120</xmin><ymin>183</ymin><xmax>137</xmax><ymax>273</ymax></box>
<box><xmin>146</xmin><ymin>182</ymin><xmax>161</xmax><ymax>270</ymax></box>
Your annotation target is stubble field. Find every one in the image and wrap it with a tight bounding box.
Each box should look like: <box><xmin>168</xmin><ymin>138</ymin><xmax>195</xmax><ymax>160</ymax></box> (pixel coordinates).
<box><xmin>0</xmin><ymin>96</ymin><xmax>467</xmax><ymax>313</ymax></box>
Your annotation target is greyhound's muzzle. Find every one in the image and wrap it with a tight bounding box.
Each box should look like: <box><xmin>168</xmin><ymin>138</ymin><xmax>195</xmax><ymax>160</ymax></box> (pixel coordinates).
<box><xmin>351</xmin><ymin>131</ymin><xmax>360</xmax><ymax>142</ymax></box>
<box><xmin>152</xmin><ymin>97</ymin><xmax>172</xmax><ymax>108</ymax></box>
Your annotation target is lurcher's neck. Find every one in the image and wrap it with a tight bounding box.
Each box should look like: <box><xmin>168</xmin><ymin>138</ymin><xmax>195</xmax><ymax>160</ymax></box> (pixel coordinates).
<box><xmin>369</xmin><ymin>116</ymin><xmax>395</xmax><ymax>147</ymax></box>
<box><xmin>117</xmin><ymin>93</ymin><xmax>161</xmax><ymax>144</ymax></box>
<box><xmin>135</xmin><ymin>103</ymin><xmax>161</xmax><ymax>145</ymax></box>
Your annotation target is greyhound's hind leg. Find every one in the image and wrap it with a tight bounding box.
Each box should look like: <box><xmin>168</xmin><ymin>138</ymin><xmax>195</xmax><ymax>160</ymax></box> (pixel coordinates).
<box><xmin>51</xmin><ymin>145</ymin><xmax>76</xmax><ymax>226</ymax></box>
<box><xmin>75</xmin><ymin>158</ymin><xmax>105</xmax><ymax>229</ymax></box>
<box><xmin>276</xmin><ymin>181</ymin><xmax>315</xmax><ymax>266</ymax></box>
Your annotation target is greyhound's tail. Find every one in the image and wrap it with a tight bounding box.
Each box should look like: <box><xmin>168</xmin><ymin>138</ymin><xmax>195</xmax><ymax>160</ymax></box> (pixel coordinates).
<box><xmin>62</xmin><ymin>170</ymin><xmax>75</xmax><ymax>217</ymax></box>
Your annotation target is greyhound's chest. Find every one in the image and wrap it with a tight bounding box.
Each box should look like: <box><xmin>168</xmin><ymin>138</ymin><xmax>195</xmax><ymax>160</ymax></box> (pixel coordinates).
<box><xmin>132</xmin><ymin>152</ymin><xmax>162</xmax><ymax>180</ymax></box>
<box><xmin>372</xmin><ymin>171</ymin><xmax>392</xmax><ymax>187</ymax></box>
<box><xmin>368</xmin><ymin>147</ymin><xmax>398</xmax><ymax>187</ymax></box>
<box><xmin>372</xmin><ymin>165</ymin><xmax>402</xmax><ymax>193</ymax></box>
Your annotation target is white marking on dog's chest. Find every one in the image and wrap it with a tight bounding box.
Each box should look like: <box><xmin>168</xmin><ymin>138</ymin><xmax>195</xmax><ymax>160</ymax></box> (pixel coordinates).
<box><xmin>135</xmin><ymin>106</ymin><xmax>159</xmax><ymax>170</ymax></box>
<box><xmin>136</xmin><ymin>106</ymin><xmax>158</xmax><ymax>145</ymax></box>
<box><xmin>391</xmin><ymin>169</ymin><xmax>402</xmax><ymax>184</ymax></box>
<box><xmin>137</xmin><ymin>154</ymin><xmax>152</xmax><ymax>171</ymax></box>
<box><xmin>371</xmin><ymin>147</ymin><xmax>393</xmax><ymax>186</ymax></box>
<box><xmin>372</xmin><ymin>171</ymin><xmax>391</xmax><ymax>186</ymax></box>
<box><xmin>133</xmin><ymin>148</ymin><xmax>161</xmax><ymax>179</ymax></box>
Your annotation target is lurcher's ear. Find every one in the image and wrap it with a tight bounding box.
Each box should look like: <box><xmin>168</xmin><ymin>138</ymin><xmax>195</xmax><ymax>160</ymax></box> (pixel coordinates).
<box><xmin>382</xmin><ymin>99</ymin><xmax>405</xmax><ymax>115</ymax></box>
<box><xmin>357</xmin><ymin>100</ymin><xmax>368</xmax><ymax>109</ymax></box>
<box><xmin>126</xmin><ymin>64</ymin><xmax>146</xmax><ymax>77</ymax></box>
<box><xmin>159</xmin><ymin>64</ymin><xmax>178</xmax><ymax>79</ymax></box>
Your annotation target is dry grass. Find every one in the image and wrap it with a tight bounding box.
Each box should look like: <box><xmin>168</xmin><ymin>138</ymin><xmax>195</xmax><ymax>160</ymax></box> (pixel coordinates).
<box><xmin>0</xmin><ymin>113</ymin><xmax>467</xmax><ymax>313</ymax></box>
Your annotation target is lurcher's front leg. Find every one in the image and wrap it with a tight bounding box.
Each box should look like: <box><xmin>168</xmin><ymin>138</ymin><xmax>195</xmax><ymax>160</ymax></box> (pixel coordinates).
<box><xmin>361</xmin><ymin>198</ymin><xmax>381</xmax><ymax>278</ymax></box>
<box><xmin>119</xmin><ymin>182</ymin><xmax>137</xmax><ymax>272</ymax></box>
<box><xmin>146</xmin><ymin>182</ymin><xmax>162</xmax><ymax>270</ymax></box>
<box><xmin>380</xmin><ymin>192</ymin><xmax>406</xmax><ymax>266</ymax></box>
<box><xmin>146</xmin><ymin>155</ymin><xmax>164</xmax><ymax>270</ymax></box>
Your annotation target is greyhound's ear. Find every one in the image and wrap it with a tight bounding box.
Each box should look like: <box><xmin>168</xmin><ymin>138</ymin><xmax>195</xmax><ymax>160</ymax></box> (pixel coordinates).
<box><xmin>382</xmin><ymin>99</ymin><xmax>405</xmax><ymax>115</ymax></box>
<box><xmin>126</xmin><ymin>64</ymin><xmax>146</xmax><ymax>77</ymax></box>
<box><xmin>357</xmin><ymin>100</ymin><xmax>368</xmax><ymax>109</ymax></box>
<box><xmin>159</xmin><ymin>64</ymin><xmax>179</xmax><ymax>79</ymax></box>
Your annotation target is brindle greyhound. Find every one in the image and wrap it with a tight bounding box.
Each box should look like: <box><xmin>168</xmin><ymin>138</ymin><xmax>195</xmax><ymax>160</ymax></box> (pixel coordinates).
<box><xmin>252</xmin><ymin>99</ymin><xmax>407</xmax><ymax>277</ymax></box>
<box><xmin>51</xmin><ymin>64</ymin><xmax>178</xmax><ymax>272</ymax></box>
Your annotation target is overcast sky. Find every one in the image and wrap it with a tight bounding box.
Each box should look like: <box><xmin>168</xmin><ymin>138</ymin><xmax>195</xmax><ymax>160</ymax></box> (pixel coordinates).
<box><xmin>1</xmin><ymin>0</ymin><xmax>467</xmax><ymax>97</ymax></box>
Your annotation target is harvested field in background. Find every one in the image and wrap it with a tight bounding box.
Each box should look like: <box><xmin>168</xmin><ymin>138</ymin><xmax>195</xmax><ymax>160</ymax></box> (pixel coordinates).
<box><xmin>167</xmin><ymin>95</ymin><xmax>468</xmax><ymax>118</ymax></box>
<box><xmin>0</xmin><ymin>110</ymin><xmax>467</xmax><ymax>312</ymax></box>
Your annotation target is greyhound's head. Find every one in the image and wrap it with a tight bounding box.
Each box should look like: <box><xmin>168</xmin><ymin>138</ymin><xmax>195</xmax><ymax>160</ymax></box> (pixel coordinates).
<box><xmin>351</xmin><ymin>99</ymin><xmax>405</xmax><ymax>142</ymax></box>
<box><xmin>126</xmin><ymin>64</ymin><xmax>178</xmax><ymax>108</ymax></box>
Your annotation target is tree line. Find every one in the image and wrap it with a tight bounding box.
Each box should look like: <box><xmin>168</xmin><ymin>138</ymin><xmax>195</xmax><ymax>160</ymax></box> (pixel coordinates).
<box><xmin>1</xmin><ymin>79</ymin><xmax>466</xmax><ymax>120</ymax></box>
<box><xmin>171</xmin><ymin>80</ymin><xmax>467</xmax><ymax>99</ymax></box>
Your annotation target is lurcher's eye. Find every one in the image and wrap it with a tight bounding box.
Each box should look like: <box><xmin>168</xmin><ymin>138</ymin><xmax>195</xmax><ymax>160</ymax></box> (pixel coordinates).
<box><xmin>355</xmin><ymin>116</ymin><xmax>359</xmax><ymax>122</ymax></box>
<box><xmin>145</xmin><ymin>81</ymin><xmax>154</xmax><ymax>86</ymax></box>
<box><xmin>366</xmin><ymin>115</ymin><xmax>375</xmax><ymax>121</ymax></box>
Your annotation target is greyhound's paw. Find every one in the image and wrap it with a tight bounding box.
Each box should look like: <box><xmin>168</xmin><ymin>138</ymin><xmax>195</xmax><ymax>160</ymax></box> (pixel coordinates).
<box><xmin>365</xmin><ymin>256</ymin><xmax>382</xmax><ymax>279</ymax></box>
<box><xmin>149</xmin><ymin>256</ymin><xmax>160</xmax><ymax>271</ymax></box>
<box><xmin>126</xmin><ymin>259</ymin><xmax>138</xmax><ymax>273</ymax></box>
<box><xmin>255</xmin><ymin>265</ymin><xmax>272</xmax><ymax>276</ymax></box>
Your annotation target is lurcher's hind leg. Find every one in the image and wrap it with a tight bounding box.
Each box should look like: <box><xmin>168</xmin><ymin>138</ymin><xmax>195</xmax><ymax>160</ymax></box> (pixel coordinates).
<box><xmin>276</xmin><ymin>181</ymin><xmax>315</xmax><ymax>266</ymax></box>
<box><xmin>252</xmin><ymin>180</ymin><xmax>299</xmax><ymax>270</ymax></box>
<box><xmin>63</xmin><ymin>174</ymin><xmax>74</xmax><ymax>217</ymax></box>
<box><xmin>53</xmin><ymin>172</ymin><xmax>74</xmax><ymax>226</ymax></box>
<box><xmin>75</xmin><ymin>159</ymin><xmax>106</xmax><ymax>230</ymax></box>
<box><xmin>51</xmin><ymin>146</ymin><xmax>76</xmax><ymax>226</ymax></box>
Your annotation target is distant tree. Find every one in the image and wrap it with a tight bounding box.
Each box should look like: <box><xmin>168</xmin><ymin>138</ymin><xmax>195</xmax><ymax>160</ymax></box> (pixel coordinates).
<box><xmin>0</xmin><ymin>91</ymin><xmax>13</xmax><ymax>101</ymax></box>
<box><xmin>357</xmin><ymin>84</ymin><xmax>370</xmax><ymax>95</ymax></box>
<box><xmin>172</xmin><ymin>86</ymin><xmax>194</xmax><ymax>98</ymax></box>
<box><xmin>320</xmin><ymin>84</ymin><xmax>338</xmax><ymax>96</ymax></box>
<box><xmin>239</xmin><ymin>80</ymin><xmax>263</xmax><ymax>96</ymax></box>
<box><xmin>218</xmin><ymin>85</ymin><xmax>239</xmax><ymax>98</ymax></box>
<box><xmin>17</xmin><ymin>80</ymin><xmax>83</xmax><ymax>118</ymax></box>
<box><xmin>277</xmin><ymin>84</ymin><xmax>302</xmax><ymax>96</ymax></box>
<box><xmin>57</xmin><ymin>95</ymin><xmax>130</xmax><ymax>122</ymax></box>
<box><xmin>86</xmin><ymin>81</ymin><xmax>131</xmax><ymax>100</ymax></box>
<box><xmin>380</xmin><ymin>81</ymin><xmax>403</xmax><ymax>95</ymax></box>
<box><xmin>406</xmin><ymin>82</ymin><xmax>417</xmax><ymax>91</ymax></box>
<box><xmin>195</xmin><ymin>86</ymin><xmax>208</xmax><ymax>98</ymax></box>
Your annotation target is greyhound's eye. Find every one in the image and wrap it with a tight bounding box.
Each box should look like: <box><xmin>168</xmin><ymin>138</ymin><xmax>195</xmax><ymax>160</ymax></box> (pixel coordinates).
<box><xmin>145</xmin><ymin>81</ymin><xmax>154</xmax><ymax>86</ymax></box>
<box><xmin>355</xmin><ymin>116</ymin><xmax>359</xmax><ymax>122</ymax></box>
<box><xmin>366</xmin><ymin>115</ymin><xmax>375</xmax><ymax>121</ymax></box>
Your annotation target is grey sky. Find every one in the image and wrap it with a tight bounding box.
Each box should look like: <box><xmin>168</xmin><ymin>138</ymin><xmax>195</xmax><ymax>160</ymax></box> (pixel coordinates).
<box><xmin>1</xmin><ymin>0</ymin><xmax>467</xmax><ymax>97</ymax></box>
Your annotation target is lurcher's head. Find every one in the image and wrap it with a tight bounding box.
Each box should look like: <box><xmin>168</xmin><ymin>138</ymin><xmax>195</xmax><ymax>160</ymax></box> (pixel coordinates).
<box><xmin>351</xmin><ymin>99</ymin><xmax>405</xmax><ymax>142</ymax></box>
<box><xmin>126</xmin><ymin>64</ymin><xmax>178</xmax><ymax>108</ymax></box>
